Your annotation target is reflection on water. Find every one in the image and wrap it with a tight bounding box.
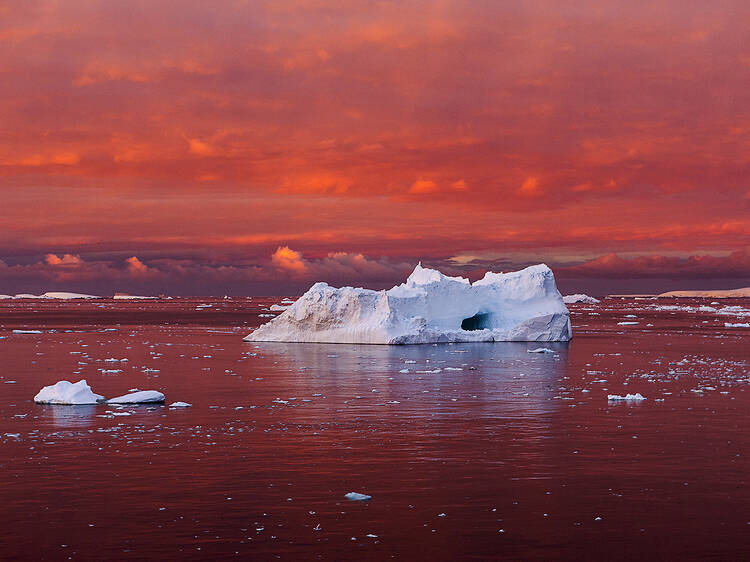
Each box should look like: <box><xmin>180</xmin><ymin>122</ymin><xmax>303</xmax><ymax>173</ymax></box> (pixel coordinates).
<box><xmin>1</xmin><ymin>298</ymin><xmax>749</xmax><ymax>560</ymax></box>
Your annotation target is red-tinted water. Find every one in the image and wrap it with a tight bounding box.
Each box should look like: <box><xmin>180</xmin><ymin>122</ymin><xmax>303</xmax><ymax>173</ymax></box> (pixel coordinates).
<box><xmin>0</xmin><ymin>297</ymin><xmax>748</xmax><ymax>560</ymax></box>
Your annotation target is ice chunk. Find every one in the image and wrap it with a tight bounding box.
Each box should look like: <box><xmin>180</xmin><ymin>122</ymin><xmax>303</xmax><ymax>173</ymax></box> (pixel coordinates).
<box><xmin>169</xmin><ymin>401</ymin><xmax>192</xmax><ymax>407</ymax></box>
<box><xmin>725</xmin><ymin>322</ymin><xmax>750</xmax><ymax>328</ymax></box>
<box><xmin>34</xmin><ymin>380</ymin><xmax>105</xmax><ymax>405</ymax></box>
<box><xmin>107</xmin><ymin>390</ymin><xmax>165</xmax><ymax>404</ymax></box>
<box><xmin>245</xmin><ymin>263</ymin><xmax>571</xmax><ymax>344</ymax></box>
<box><xmin>13</xmin><ymin>329</ymin><xmax>43</xmax><ymax>334</ymax></box>
<box><xmin>527</xmin><ymin>347</ymin><xmax>554</xmax><ymax>353</ymax></box>
<box><xmin>345</xmin><ymin>492</ymin><xmax>372</xmax><ymax>501</ymax></box>
<box><xmin>269</xmin><ymin>303</ymin><xmax>292</xmax><ymax>311</ymax></box>
<box><xmin>563</xmin><ymin>294</ymin><xmax>600</xmax><ymax>304</ymax></box>
<box><xmin>607</xmin><ymin>393</ymin><xmax>646</xmax><ymax>401</ymax></box>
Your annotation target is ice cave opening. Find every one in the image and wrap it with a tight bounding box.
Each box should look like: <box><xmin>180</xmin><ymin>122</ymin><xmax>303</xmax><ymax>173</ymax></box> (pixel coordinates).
<box><xmin>461</xmin><ymin>312</ymin><xmax>493</xmax><ymax>331</ymax></box>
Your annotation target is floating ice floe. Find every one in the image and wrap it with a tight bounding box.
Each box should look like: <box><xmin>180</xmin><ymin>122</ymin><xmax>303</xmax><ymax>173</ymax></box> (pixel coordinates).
<box><xmin>169</xmin><ymin>401</ymin><xmax>192</xmax><ymax>408</ymax></box>
<box><xmin>107</xmin><ymin>390</ymin><xmax>165</xmax><ymax>404</ymax></box>
<box><xmin>345</xmin><ymin>492</ymin><xmax>372</xmax><ymax>501</ymax></box>
<box><xmin>725</xmin><ymin>322</ymin><xmax>750</xmax><ymax>328</ymax></box>
<box><xmin>245</xmin><ymin>263</ymin><xmax>571</xmax><ymax>344</ymax></box>
<box><xmin>269</xmin><ymin>303</ymin><xmax>292</xmax><ymax>311</ymax></box>
<box><xmin>34</xmin><ymin>380</ymin><xmax>105</xmax><ymax>405</ymax></box>
<box><xmin>13</xmin><ymin>329</ymin><xmax>43</xmax><ymax>334</ymax></box>
<box><xmin>527</xmin><ymin>347</ymin><xmax>555</xmax><ymax>353</ymax></box>
<box><xmin>607</xmin><ymin>393</ymin><xmax>647</xmax><ymax>401</ymax></box>
<box><xmin>563</xmin><ymin>294</ymin><xmax>600</xmax><ymax>304</ymax></box>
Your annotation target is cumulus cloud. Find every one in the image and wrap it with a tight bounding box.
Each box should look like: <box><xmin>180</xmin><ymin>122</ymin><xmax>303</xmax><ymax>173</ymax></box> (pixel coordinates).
<box><xmin>126</xmin><ymin>256</ymin><xmax>149</xmax><ymax>275</ymax></box>
<box><xmin>271</xmin><ymin>246</ymin><xmax>308</xmax><ymax>273</ymax></box>
<box><xmin>45</xmin><ymin>253</ymin><xmax>83</xmax><ymax>265</ymax></box>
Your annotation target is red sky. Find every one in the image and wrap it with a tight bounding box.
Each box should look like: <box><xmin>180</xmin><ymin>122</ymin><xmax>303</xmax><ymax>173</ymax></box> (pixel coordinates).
<box><xmin>1</xmin><ymin>0</ymin><xmax>749</xmax><ymax>295</ymax></box>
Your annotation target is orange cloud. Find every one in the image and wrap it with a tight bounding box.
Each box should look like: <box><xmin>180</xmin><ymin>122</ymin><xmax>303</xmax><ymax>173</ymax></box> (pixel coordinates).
<box><xmin>409</xmin><ymin>178</ymin><xmax>437</xmax><ymax>194</ymax></box>
<box><xmin>45</xmin><ymin>253</ymin><xmax>83</xmax><ymax>265</ymax></box>
<box><xmin>271</xmin><ymin>246</ymin><xmax>307</xmax><ymax>273</ymax></box>
<box><xmin>126</xmin><ymin>256</ymin><xmax>148</xmax><ymax>275</ymax></box>
<box><xmin>518</xmin><ymin>176</ymin><xmax>541</xmax><ymax>196</ymax></box>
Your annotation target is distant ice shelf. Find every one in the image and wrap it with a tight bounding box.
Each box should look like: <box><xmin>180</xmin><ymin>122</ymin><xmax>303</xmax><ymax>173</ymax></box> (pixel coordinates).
<box><xmin>245</xmin><ymin>263</ymin><xmax>572</xmax><ymax>344</ymax></box>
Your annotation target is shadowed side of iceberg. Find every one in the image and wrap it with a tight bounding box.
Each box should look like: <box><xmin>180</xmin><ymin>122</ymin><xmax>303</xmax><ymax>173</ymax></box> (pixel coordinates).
<box><xmin>245</xmin><ymin>263</ymin><xmax>572</xmax><ymax>345</ymax></box>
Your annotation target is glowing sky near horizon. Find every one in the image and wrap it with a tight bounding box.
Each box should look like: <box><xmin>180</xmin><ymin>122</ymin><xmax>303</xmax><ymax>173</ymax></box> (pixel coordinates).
<box><xmin>1</xmin><ymin>0</ymin><xmax>749</xmax><ymax>294</ymax></box>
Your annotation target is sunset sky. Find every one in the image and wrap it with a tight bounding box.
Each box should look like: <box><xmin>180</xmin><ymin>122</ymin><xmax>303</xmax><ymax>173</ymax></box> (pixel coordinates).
<box><xmin>1</xmin><ymin>0</ymin><xmax>749</xmax><ymax>295</ymax></box>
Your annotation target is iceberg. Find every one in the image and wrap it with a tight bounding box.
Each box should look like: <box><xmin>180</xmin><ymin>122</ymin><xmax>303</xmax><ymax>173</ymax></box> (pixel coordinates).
<box><xmin>34</xmin><ymin>380</ymin><xmax>105</xmax><ymax>405</ymax></box>
<box><xmin>563</xmin><ymin>294</ymin><xmax>600</xmax><ymax>304</ymax></box>
<box><xmin>658</xmin><ymin>287</ymin><xmax>750</xmax><ymax>298</ymax></box>
<box><xmin>107</xmin><ymin>390</ymin><xmax>165</xmax><ymax>404</ymax></box>
<box><xmin>345</xmin><ymin>492</ymin><xmax>372</xmax><ymax>501</ymax></box>
<box><xmin>41</xmin><ymin>292</ymin><xmax>99</xmax><ymax>299</ymax></box>
<box><xmin>245</xmin><ymin>263</ymin><xmax>571</xmax><ymax>344</ymax></box>
<box><xmin>608</xmin><ymin>393</ymin><xmax>646</xmax><ymax>401</ymax></box>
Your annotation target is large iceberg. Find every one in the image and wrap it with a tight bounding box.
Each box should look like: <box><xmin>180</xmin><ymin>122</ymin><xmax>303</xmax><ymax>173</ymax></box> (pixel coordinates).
<box><xmin>34</xmin><ymin>380</ymin><xmax>105</xmax><ymax>405</ymax></box>
<box><xmin>245</xmin><ymin>263</ymin><xmax>572</xmax><ymax>344</ymax></box>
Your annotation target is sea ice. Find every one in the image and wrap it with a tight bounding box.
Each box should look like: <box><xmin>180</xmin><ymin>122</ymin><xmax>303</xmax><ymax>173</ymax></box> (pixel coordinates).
<box><xmin>13</xmin><ymin>330</ymin><xmax>42</xmax><ymax>334</ymax></box>
<box><xmin>246</xmin><ymin>263</ymin><xmax>571</xmax><ymax>344</ymax></box>
<box><xmin>34</xmin><ymin>380</ymin><xmax>105</xmax><ymax>405</ymax></box>
<box><xmin>345</xmin><ymin>492</ymin><xmax>372</xmax><ymax>501</ymax></box>
<box><xmin>169</xmin><ymin>401</ymin><xmax>192</xmax><ymax>407</ymax></box>
<box><xmin>527</xmin><ymin>347</ymin><xmax>554</xmax><ymax>353</ymax></box>
<box><xmin>107</xmin><ymin>390</ymin><xmax>165</xmax><ymax>404</ymax></box>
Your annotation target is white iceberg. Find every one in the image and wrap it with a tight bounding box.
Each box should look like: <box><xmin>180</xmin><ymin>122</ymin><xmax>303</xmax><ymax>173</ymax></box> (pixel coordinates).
<box><xmin>527</xmin><ymin>347</ymin><xmax>555</xmax><ymax>353</ymax></box>
<box><xmin>345</xmin><ymin>492</ymin><xmax>372</xmax><ymax>501</ymax></box>
<box><xmin>169</xmin><ymin>401</ymin><xmax>192</xmax><ymax>407</ymax></box>
<box><xmin>107</xmin><ymin>390</ymin><xmax>165</xmax><ymax>404</ymax></box>
<box><xmin>563</xmin><ymin>293</ymin><xmax>600</xmax><ymax>304</ymax></box>
<box><xmin>269</xmin><ymin>303</ymin><xmax>292</xmax><ymax>311</ymax></box>
<box><xmin>41</xmin><ymin>292</ymin><xmax>99</xmax><ymax>299</ymax></box>
<box><xmin>607</xmin><ymin>393</ymin><xmax>646</xmax><ymax>401</ymax></box>
<box><xmin>245</xmin><ymin>263</ymin><xmax>571</xmax><ymax>344</ymax></box>
<box><xmin>13</xmin><ymin>329</ymin><xmax>43</xmax><ymax>334</ymax></box>
<box><xmin>34</xmin><ymin>380</ymin><xmax>105</xmax><ymax>405</ymax></box>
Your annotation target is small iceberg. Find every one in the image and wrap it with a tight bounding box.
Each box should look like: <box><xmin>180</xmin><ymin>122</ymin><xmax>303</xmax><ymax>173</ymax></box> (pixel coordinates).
<box><xmin>13</xmin><ymin>330</ymin><xmax>43</xmax><ymax>334</ymax></box>
<box><xmin>34</xmin><ymin>380</ymin><xmax>105</xmax><ymax>405</ymax></box>
<box><xmin>108</xmin><ymin>390</ymin><xmax>165</xmax><ymax>404</ymax></box>
<box><xmin>169</xmin><ymin>401</ymin><xmax>192</xmax><ymax>408</ymax></box>
<box><xmin>607</xmin><ymin>393</ymin><xmax>646</xmax><ymax>402</ymax></box>
<box><xmin>527</xmin><ymin>347</ymin><xmax>554</xmax><ymax>353</ymax></box>
<box><xmin>563</xmin><ymin>294</ymin><xmax>600</xmax><ymax>304</ymax></box>
<box><xmin>345</xmin><ymin>492</ymin><xmax>372</xmax><ymax>501</ymax></box>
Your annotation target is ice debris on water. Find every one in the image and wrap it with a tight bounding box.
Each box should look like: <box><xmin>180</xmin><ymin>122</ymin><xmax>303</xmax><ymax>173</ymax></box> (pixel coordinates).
<box><xmin>345</xmin><ymin>492</ymin><xmax>372</xmax><ymax>501</ymax></box>
<box><xmin>607</xmin><ymin>393</ymin><xmax>646</xmax><ymax>402</ymax></box>
<box><xmin>169</xmin><ymin>401</ymin><xmax>192</xmax><ymax>408</ymax></box>
<box><xmin>527</xmin><ymin>347</ymin><xmax>554</xmax><ymax>353</ymax></box>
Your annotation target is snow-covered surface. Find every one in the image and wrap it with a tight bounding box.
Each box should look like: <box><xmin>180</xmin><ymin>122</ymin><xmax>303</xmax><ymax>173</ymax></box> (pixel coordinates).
<box><xmin>34</xmin><ymin>380</ymin><xmax>105</xmax><ymax>405</ymax></box>
<box><xmin>0</xmin><ymin>294</ymin><xmax>12</xmax><ymax>299</ymax></box>
<box><xmin>608</xmin><ymin>393</ymin><xmax>647</xmax><ymax>401</ymax></box>
<box><xmin>658</xmin><ymin>287</ymin><xmax>750</xmax><ymax>298</ymax></box>
<box><xmin>563</xmin><ymin>293</ymin><xmax>600</xmax><ymax>304</ymax></box>
<box><xmin>345</xmin><ymin>492</ymin><xmax>372</xmax><ymax>501</ymax></box>
<box><xmin>246</xmin><ymin>263</ymin><xmax>572</xmax><ymax>344</ymax></box>
<box><xmin>107</xmin><ymin>390</ymin><xmax>165</xmax><ymax>404</ymax></box>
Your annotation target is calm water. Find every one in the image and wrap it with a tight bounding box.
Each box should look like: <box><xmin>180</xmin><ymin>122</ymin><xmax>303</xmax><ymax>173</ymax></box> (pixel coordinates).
<box><xmin>0</xmin><ymin>297</ymin><xmax>748</xmax><ymax>560</ymax></box>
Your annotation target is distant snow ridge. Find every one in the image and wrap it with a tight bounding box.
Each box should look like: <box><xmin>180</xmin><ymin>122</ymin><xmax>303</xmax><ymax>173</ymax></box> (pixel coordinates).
<box><xmin>563</xmin><ymin>294</ymin><xmax>600</xmax><ymax>304</ymax></box>
<box><xmin>245</xmin><ymin>263</ymin><xmax>572</xmax><ymax>344</ymax></box>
